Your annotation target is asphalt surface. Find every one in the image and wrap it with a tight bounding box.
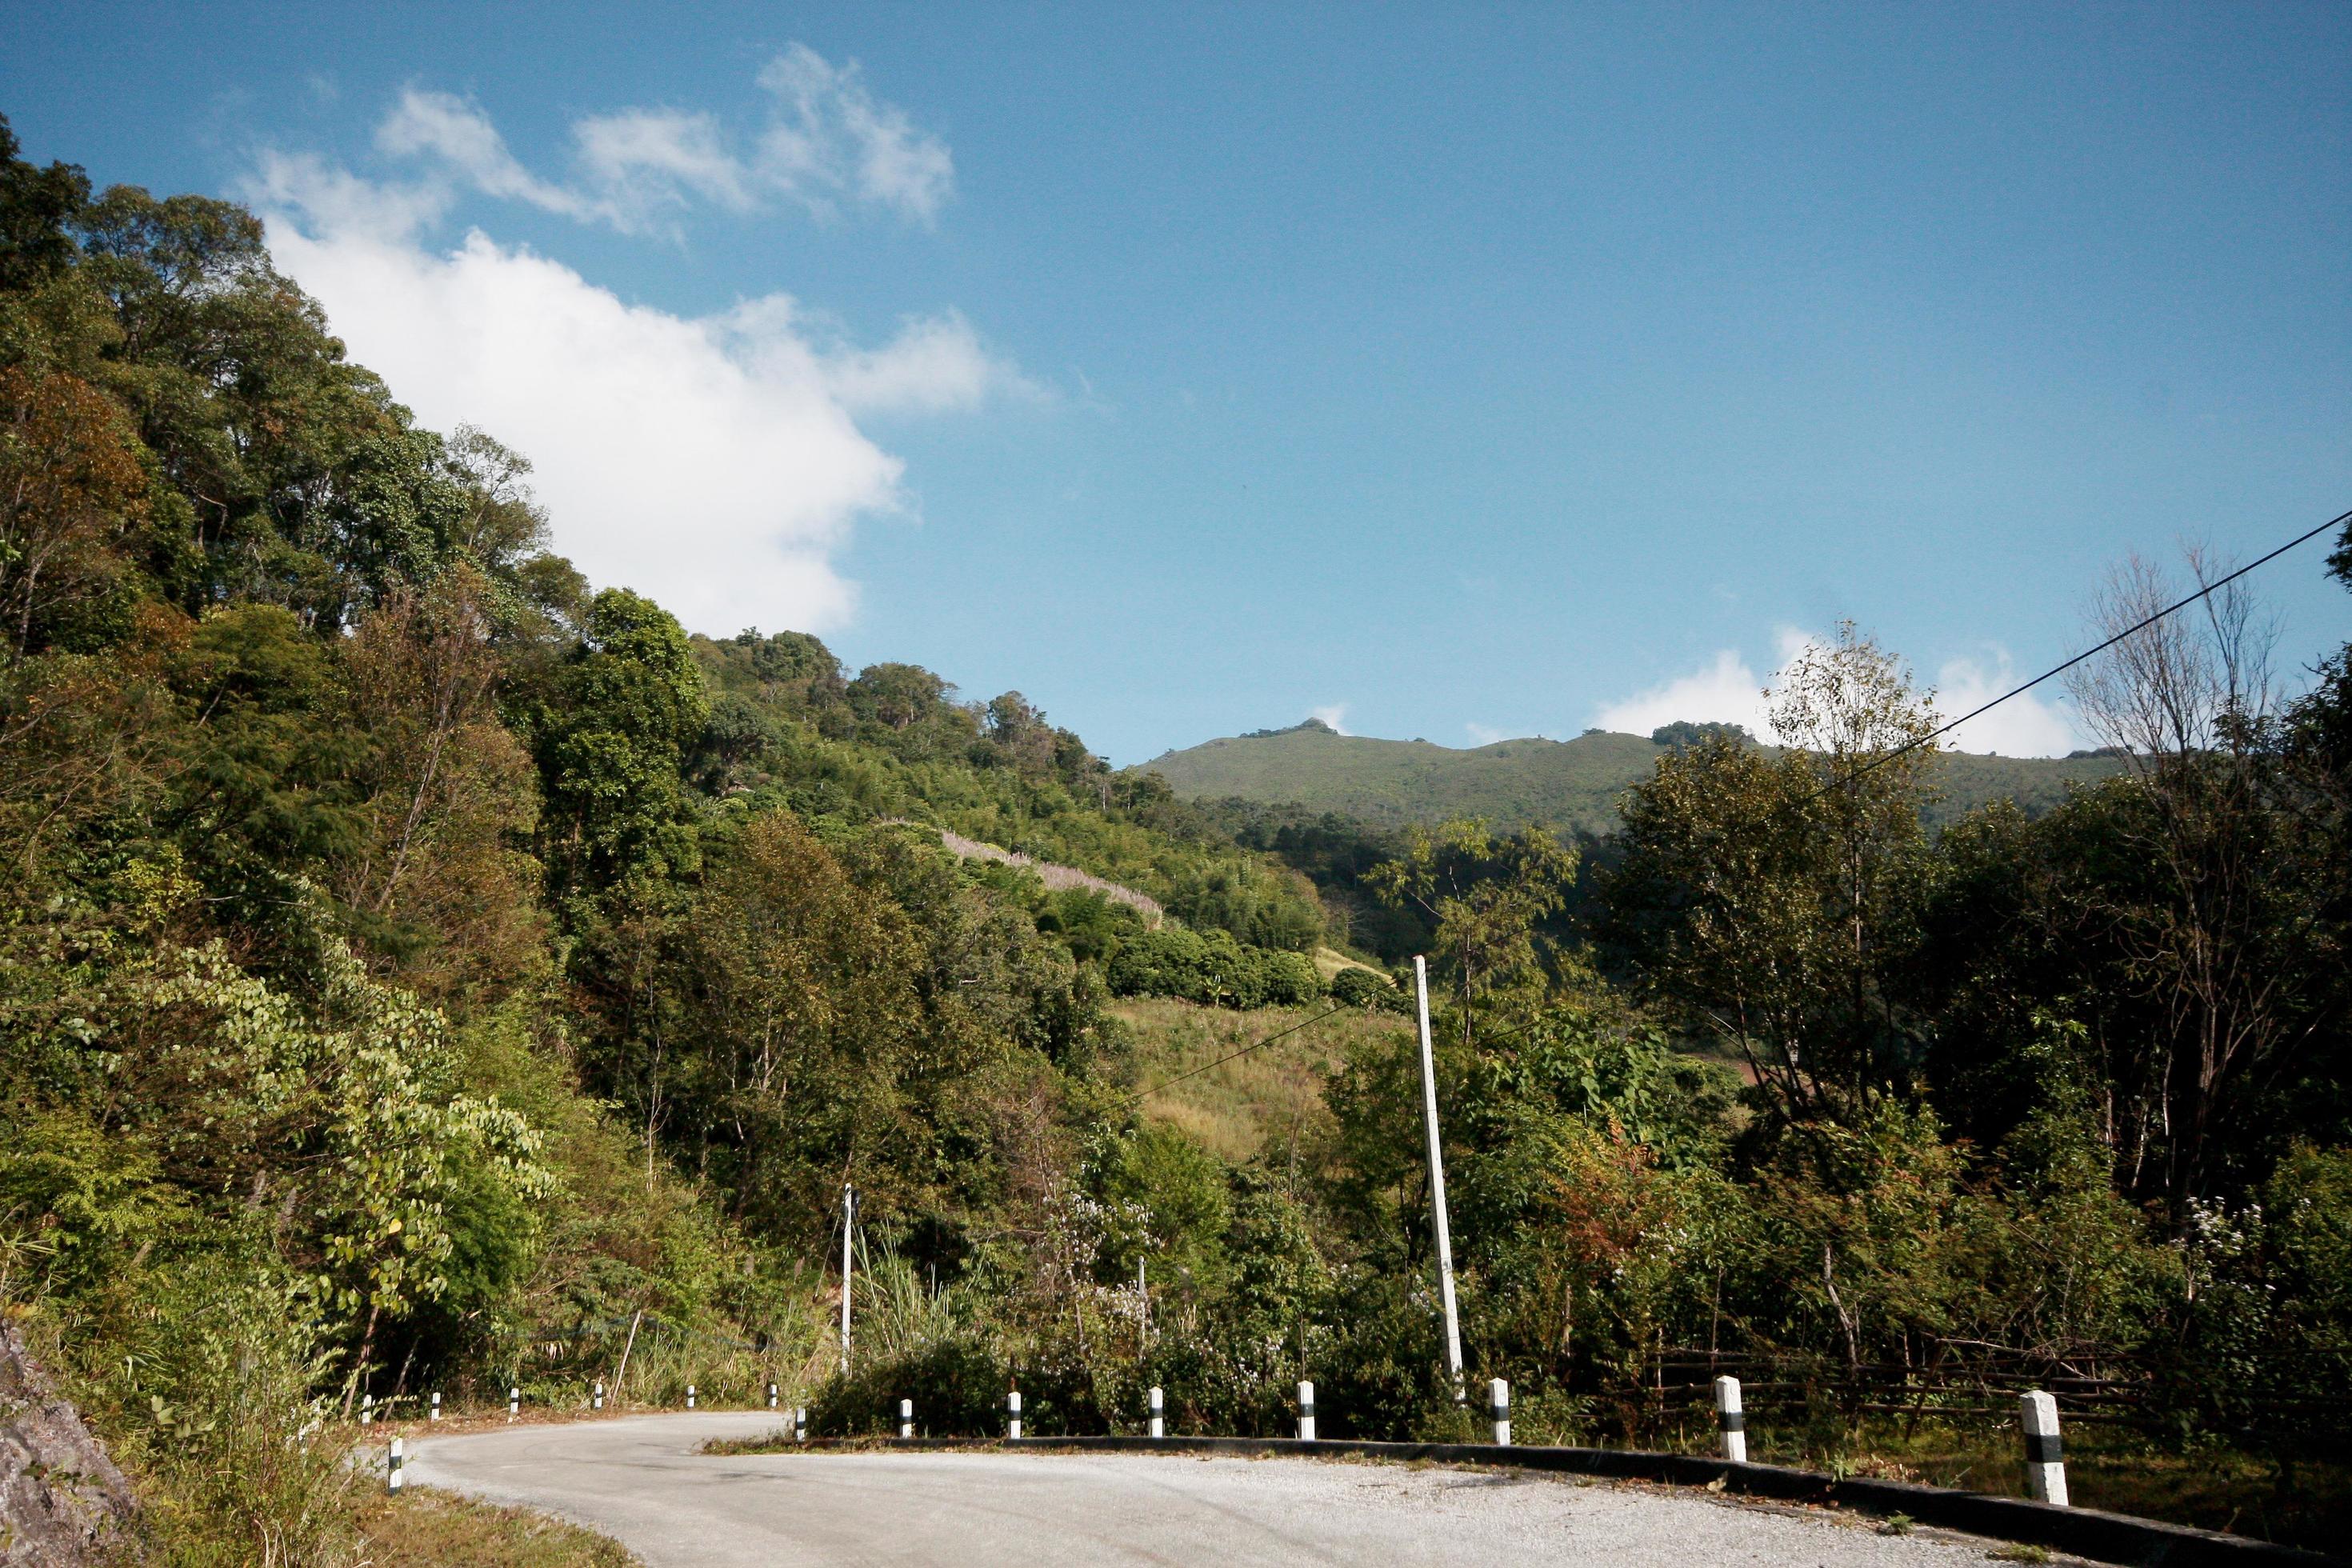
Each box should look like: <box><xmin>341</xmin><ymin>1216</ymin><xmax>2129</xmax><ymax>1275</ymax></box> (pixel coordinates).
<box><xmin>406</xmin><ymin>1412</ymin><xmax>2023</xmax><ymax>1566</ymax></box>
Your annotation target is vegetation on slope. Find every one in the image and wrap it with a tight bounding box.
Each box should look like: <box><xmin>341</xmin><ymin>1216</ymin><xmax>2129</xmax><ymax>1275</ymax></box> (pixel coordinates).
<box><xmin>1146</xmin><ymin>718</ymin><xmax>2124</xmax><ymax>833</ymax></box>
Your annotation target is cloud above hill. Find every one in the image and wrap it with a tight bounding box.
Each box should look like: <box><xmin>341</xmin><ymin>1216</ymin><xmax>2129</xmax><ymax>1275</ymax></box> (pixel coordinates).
<box><xmin>1591</xmin><ymin>629</ymin><xmax>2087</xmax><ymax>756</ymax></box>
<box><xmin>371</xmin><ymin>46</ymin><xmax>953</xmax><ymax>235</ymax></box>
<box><xmin>242</xmin><ymin>52</ymin><xmax>1022</xmax><ymax>635</ymax></box>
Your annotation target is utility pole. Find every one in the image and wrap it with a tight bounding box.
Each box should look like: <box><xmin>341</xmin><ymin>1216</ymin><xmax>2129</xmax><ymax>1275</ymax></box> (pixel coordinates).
<box><xmin>840</xmin><ymin>1184</ymin><xmax>855</xmax><ymax>1373</ymax></box>
<box><xmin>1414</xmin><ymin>956</ymin><xmax>1465</xmax><ymax>1400</ymax></box>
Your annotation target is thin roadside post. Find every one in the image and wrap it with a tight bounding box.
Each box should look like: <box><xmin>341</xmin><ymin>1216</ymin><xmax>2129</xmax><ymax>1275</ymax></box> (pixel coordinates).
<box><xmin>1413</xmin><ymin>956</ymin><xmax>1466</xmax><ymax>1400</ymax></box>
<box><xmin>840</xmin><ymin>1183</ymin><xmax>856</xmax><ymax>1373</ymax></box>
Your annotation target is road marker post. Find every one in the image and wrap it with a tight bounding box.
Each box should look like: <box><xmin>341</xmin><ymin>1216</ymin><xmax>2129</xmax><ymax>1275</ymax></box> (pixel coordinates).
<box><xmin>767</xmin><ymin>1382</ymin><xmax>778</xmax><ymax>1410</ymax></box>
<box><xmin>686</xmin><ymin>1384</ymin><xmax>696</xmax><ymax>1410</ymax></box>
<box><xmin>387</xmin><ymin>1436</ymin><xmax>404</xmax><ymax>1494</ymax></box>
<box><xmin>794</xmin><ymin>1406</ymin><xmax>808</xmax><ymax>1443</ymax></box>
<box><xmin>1006</xmin><ymin>1390</ymin><xmax>1022</xmax><ymax>1441</ymax></box>
<box><xmin>1489</xmin><ymin>1378</ymin><xmax>1511</xmax><ymax>1446</ymax></box>
<box><xmin>429</xmin><ymin>1390</ymin><xmax>441</xmax><ymax>1422</ymax></box>
<box><xmin>2021</xmin><ymin>1390</ymin><xmax>2069</xmax><ymax>1506</ymax></box>
<box><xmin>1714</xmin><ymin>1375</ymin><xmax>1746</xmax><ymax>1463</ymax></box>
<box><xmin>898</xmin><ymin>1398</ymin><xmax>914</xmax><ymax>1439</ymax></box>
<box><xmin>1149</xmin><ymin>1385</ymin><xmax>1164</xmax><ymax>1440</ymax></box>
<box><xmin>360</xmin><ymin>1394</ymin><xmax>373</xmax><ymax>1426</ymax></box>
<box><xmin>509</xmin><ymin>1386</ymin><xmax>519</xmax><ymax>1422</ymax></box>
<box><xmin>1296</xmin><ymin>1381</ymin><xmax>1316</xmax><ymax>1442</ymax></box>
<box><xmin>1412</xmin><ymin>957</ymin><xmax>1466</xmax><ymax>1402</ymax></box>
<box><xmin>593</xmin><ymin>1381</ymin><xmax>604</xmax><ymax>1412</ymax></box>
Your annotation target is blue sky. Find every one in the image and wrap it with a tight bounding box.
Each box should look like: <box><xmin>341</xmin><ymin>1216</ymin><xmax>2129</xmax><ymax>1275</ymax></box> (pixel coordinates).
<box><xmin>6</xmin><ymin>2</ymin><xmax>2348</xmax><ymax>761</ymax></box>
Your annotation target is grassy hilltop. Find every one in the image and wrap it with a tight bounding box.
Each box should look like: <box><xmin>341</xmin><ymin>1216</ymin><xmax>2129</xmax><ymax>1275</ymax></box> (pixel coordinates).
<box><xmin>1145</xmin><ymin>719</ymin><xmax>2124</xmax><ymax>831</ymax></box>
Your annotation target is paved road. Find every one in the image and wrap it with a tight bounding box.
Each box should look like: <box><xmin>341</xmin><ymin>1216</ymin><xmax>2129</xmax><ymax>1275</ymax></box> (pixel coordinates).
<box><xmin>408</xmin><ymin>1413</ymin><xmax>2020</xmax><ymax>1567</ymax></box>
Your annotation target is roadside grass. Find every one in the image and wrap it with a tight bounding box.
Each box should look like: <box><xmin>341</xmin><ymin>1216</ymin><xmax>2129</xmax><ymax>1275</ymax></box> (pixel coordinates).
<box><xmin>354</xmin><ymin>1487</ymin><xmax>640</xmax><ymax>1566</ymax></box>
<box><xmin>1722</xmin><ymin>1417</ymin><xmax>2350</xmax><ymax>1552</ymax></box>
<box><xmin>1111</xmin><ymin>998</ymin><xmax>1408</xmax><ymax>1163</ymax></box>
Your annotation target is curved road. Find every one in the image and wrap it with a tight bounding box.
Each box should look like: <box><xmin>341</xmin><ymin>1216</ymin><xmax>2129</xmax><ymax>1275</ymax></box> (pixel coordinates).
<box><xmin>409</xmin><ymin>1412</ymin><xmax>2027</xmax><ymax>1566</ymax></box>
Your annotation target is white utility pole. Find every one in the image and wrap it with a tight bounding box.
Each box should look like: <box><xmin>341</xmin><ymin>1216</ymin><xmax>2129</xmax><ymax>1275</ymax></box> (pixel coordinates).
<box><xmin>840</xmin><ymin>1184</ymin><xmax>856</xmax><ymax>1373</ymax></box>
<box><xmin>1414</xmin><ymin>956</ymin><xmax>1466</xmax><ymax>1399</ymax></box>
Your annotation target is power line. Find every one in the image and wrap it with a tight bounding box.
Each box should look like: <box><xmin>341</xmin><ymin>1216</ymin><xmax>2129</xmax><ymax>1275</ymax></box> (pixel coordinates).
<box><xmin>1795</xmin><ymin>506</ymin><xmax>2350</xmax><ymax>806</ymax></box>
<box><xmin>1124</xmin><ymin>506</ymin><xmax>2350</xmax><ymax>1098</ymax></box>
<box><xmin>1117</xmin><ymin>1002</ymin><xmax>1350</xmax><ymax>1108</ymax></box>
<box><xmin>1417</xmin><ymin>506</ymin><xmax>2352</xmax><ymax>1053</ymax></box>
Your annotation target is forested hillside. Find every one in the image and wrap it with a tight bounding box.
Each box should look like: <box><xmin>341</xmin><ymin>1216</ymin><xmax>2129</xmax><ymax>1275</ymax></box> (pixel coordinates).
<box><xmin>5</xmin><ymin>116</ymin><xmax>2351</xmax><ymax>1562</ymax></box>
<box><xmin>1146</xmin><ymin>719</ymin><xmax>2124</xmax><ymax>833</ymax></box>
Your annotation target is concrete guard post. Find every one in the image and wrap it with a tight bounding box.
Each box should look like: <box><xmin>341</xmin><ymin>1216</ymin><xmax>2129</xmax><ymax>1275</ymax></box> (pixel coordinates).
<box><xmin>360</xmin><ymin>1394</ymin><xmax>373</xmax><ymax>1426</ymax></box>
<box><xmin>1297</xmin><ymin>1382</ymin><xmax>1316</xmax><ymax>1443</ymax></box>
<box><xmin>767</xmin><ymin>1382</ymin><xmax>778</xmax><ymax>1410</ymax></box>
<box><xmin>686</xmin><ymin>1384</ymin><xmax>697</xmax><ymax>1410</ymax></box>
<box><xmin>1714</xmin><ymin>1375</ymin><xmax>1746</xmax><ymax>1463</ymax></box>
<box><xmin>387</xmin><ymin>1435</ymin><xmax>404</xmax><ymax>1494</ymax></box>
<box><xmin>593</xmin><ymin>1381</ymin><xmax>604</xmax><ymax>1411</ymax></box>
<box><xmin>1007</xmin><ymin>1389</ymin><xmax>1022</xmax><ymax>1441</ymax></box>
<box><xmin>1490</xmin><ymin>1378</ymin><xmax>1511</xmax><ymax>1446</ymax></box>
<box><xmin>509</xmin><ymin>1386</ymin><xmax>520</xmax><ymax>1421</ymax></box>
<box><xmin>1149</xmin><ymin>1385</ymin><xmax>1164</xmax><ymax>1440</ymax></box>
<box><xmin>2022</xmin><ymin>1390</ymin><xmax>2068</xmax><ymax>1506</ymax></box>
<box><xmin>794</xmin><ymin>1406</ymin><xmax>808</xmax><ymax>1443</ymax></box>
<box><xmin>429</xmin><ymin>1390</ymin><xmax>441</xmax><ymax>1422</ymax></box>
<box><xmin>898</xmin><ymin>1398</ymin><xmax>914</xmax><ymax>1439</ymax></box>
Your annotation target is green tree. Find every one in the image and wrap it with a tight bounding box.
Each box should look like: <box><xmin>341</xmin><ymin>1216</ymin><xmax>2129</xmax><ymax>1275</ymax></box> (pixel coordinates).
<box><xmin>1603</xmin><ymin>623</ymin><xmax>1938</xmax><ymax>1124</ymax></box>
<box><xmin>1366</xmin><ymin>817</ymin><xmax>1576</xmax><ymax>1044</ymax></box>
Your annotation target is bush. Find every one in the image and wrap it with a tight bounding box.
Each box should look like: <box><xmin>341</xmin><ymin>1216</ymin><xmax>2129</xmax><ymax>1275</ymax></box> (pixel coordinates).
<box><xmin>1105</xmin><ymin>927</ymin><xmax>1324</xmax><ymax>1010</ymax></box>
<box><xmin>1327</xmin><ymin>966</ymin><xmax>1390</xmax><ymax>1009</ymax></box>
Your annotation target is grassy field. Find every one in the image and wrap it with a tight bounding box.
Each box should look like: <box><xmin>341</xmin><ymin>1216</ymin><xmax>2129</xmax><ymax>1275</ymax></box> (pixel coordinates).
<box><xmin>355</xmin><ymin>1488</ymin><xmax>640</xmax><ymax>1566</ymax></box>
<box><xmin>1111</xmin><ymin>997</ymin><xmax>1411</xmax><ymax>1164</ymax></box>
<box><xmin>1143</xmin><ymin>724</ymin><xmax>2122</xmax><ymax>832</ymax></box>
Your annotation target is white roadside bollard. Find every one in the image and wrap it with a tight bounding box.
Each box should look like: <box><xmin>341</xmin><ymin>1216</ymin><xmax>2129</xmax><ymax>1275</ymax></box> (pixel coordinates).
<box><xmin>2021</xmin><ymin>1390</ymin><xmax>2068</xmax><ymax>1506</ymax></box>
<box><xmin>1489</xmin><ymin>1378</ymin><xmax>1511</xmax><ymax>1446</ymax></box>
<box><xmin>1149</xmin><ymin>1385</ymin><xmax>1164</xmax><ymax>1440</ymax></box>
<box><xmin>794</xmin><ymin>1406</ymin><xmax>808</xmax><ymax>1443</ymax></box>
<box><xmin>429</xmin><ymin>1390</ymin><xmax>441</xmax><ymax>1422</ymax></box>
<box><xmin>509</xmin><ymin>1386</ymin><xmax>519</xmax><ymax>1421</ymax></box>
<box><xmin>360</xmin><ymin>1394</ymin><xmax>374</xmax><ymax>1426</ymax></box>
<box><xmin>767</xmin><ymin>1382</ymin><xmax>778</xmax><ymax>1410</ymax></box>
<box><xmin>1714</xmin><ymin>1375</ymin><xmax>1747</xmax><ymax>1464</ymax></box>
<box><xmin>1296</xmin><ymin>1381</ymin><xmax>1316</xmax><ymax>1443</ymax></box>
<box><xmin>387</xmin><ymin>1436</ymin><xmax>404</xmax><ymax>1494</ymax></box>
<box><xmin>898</xmin><ymin>1398</ymin><xmax>914</xmax><ymax>1440</ymax></box>
<box><xmin>686</xmin><ymin>1384</ymin><xmax>697</xmax><ymax>1410</ymax></box>
<box><xmin>1007</xmin><ymin>1390</ymin><xmax>1022</xmax><ymax>1441</ymax></box>
<box><xmin>593</xmin><ymin>1381</ymin><xmax>604</xmax><ymax>1412</ymax></box>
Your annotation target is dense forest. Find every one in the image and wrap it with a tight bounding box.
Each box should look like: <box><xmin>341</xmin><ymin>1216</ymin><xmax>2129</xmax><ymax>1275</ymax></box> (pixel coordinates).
<box><xmin>3</xmin><ymin>118</ymin><xmax>2349</xmax><ymax>1562</ymax></box>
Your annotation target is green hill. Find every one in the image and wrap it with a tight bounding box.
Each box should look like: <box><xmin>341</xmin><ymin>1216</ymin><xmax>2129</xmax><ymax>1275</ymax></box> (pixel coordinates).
<box><xmin>1144</xmin><ymin>720</ymin><xmax>2124</xmax><ymax>832</ymax></box>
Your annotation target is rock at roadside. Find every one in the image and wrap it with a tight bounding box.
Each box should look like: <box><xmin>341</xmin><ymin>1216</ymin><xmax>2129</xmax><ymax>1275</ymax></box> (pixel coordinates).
<box><xmin>0</xmin><ymin>1322</ymin><xmax>136</xmax><ymax>1567</ymax></box>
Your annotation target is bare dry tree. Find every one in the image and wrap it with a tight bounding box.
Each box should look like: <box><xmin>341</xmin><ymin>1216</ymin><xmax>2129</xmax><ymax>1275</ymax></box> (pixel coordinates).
<box><xmin>2063</xmin><ymin>546</ymin><xmax>2310</xmax><ymax>1210</ymax></box>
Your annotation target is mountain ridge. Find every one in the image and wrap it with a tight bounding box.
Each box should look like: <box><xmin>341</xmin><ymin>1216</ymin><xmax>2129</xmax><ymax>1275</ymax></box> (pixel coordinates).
<box><xmin>1144</xmin><ymin>719</ymin><xmax>2126</xmax><ymax>830</ymax></box>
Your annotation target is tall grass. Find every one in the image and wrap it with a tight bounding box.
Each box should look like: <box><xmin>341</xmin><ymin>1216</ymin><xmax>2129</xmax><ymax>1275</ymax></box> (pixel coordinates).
<box><xmin>1112</xmin><ymin>998</ymin><xmax>1406</xmax><ymax>1163</ymax></box>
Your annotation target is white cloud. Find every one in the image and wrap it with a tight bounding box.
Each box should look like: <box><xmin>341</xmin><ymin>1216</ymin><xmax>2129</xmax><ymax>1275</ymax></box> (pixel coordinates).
<box><xmin>1931</xmin><ymin>650</ymin><xmax>2087</xmax><ymax>756</ymax></box>
<box><xmin>809</xmin><ymin>309</ymin><xmax>1042</xmax><ymax>415</ymax></box>
<box><xmin>251</xmin><ymin>198</ymin><xmax>1026</xmax><ymax>635</ymax></box>
<box><xmin>1311</xmin><ymin>704</ymin><xmax>1351</xmax><ymax>734</ymax></box>
<box><xmin>756</xmin><ymin>44</ymin><xmax>954</xmax><ymax>223</ymax></box>
<box><xmin>1591</xmin><ymin>630</ymin><xmax>2088</xmax><ymax>756</ymax></box>
<box><xmin>364</xmin><ymin>49</ymin><xmax>950</xmax><ymax>238</ymax></box>
<box><xmin>377</xmin><ymin>89</ymin><xmax>592</xmax><ymax>221</ymax></box>
<box><xmin>1592</xmin><ymin>648</ymin><xmax>1774</xmax><ymax>738</ymax></box>
<box><xmin>574</xmin><ymin>107</ymin><xmax>754</xmax><ymax>219</ymax></box>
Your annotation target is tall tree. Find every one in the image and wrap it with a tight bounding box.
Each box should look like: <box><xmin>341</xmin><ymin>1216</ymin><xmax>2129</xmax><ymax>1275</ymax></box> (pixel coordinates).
<box><xmin>1602</xmin><ymin>623</ymin><xmax>1938</xmax><ymax>1124</ymax></box>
